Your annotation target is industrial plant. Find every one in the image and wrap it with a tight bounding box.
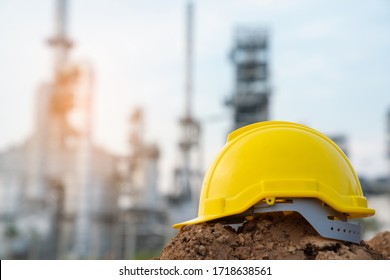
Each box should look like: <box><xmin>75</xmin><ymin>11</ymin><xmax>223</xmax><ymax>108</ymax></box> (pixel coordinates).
<box><xmin>0</xmin><ymin>0</ymin><xmax>389</xmax><ymax>260</ymax></box>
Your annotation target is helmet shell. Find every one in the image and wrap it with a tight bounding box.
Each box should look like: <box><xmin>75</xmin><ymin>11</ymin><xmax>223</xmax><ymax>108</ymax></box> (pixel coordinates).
<box><xmin>173</xmin><ymin>121</ymin><xmax>374</xmax><ymax>229</ymax></box>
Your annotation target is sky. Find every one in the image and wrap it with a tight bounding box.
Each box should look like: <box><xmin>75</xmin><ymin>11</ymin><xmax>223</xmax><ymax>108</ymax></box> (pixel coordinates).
<box><xmin>1</xmin><ymin>0</ymin><xmax>390</xmax><ymax>192</ymax></box>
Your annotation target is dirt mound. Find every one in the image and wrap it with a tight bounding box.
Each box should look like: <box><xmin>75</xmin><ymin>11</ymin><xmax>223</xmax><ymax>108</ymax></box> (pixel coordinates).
<box><xmin>367</xmin><ymin>231</ymin><xmax>390</xmax><ymax>258</ymax></box>
<box><xmin>159</xmin><ymin>212</ymin><xmax>386</xmax><ymax>260</ymax></box>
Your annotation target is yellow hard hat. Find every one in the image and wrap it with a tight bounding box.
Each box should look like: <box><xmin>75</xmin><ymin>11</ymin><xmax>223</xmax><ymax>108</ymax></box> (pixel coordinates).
<box><xmin>173</xmin><ymin>121</ymin><xmax>375</xmax><ymax>243</ymax></box>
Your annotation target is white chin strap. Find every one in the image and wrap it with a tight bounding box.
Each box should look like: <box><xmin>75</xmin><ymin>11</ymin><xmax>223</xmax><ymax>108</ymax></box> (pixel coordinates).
<box><xmin>242</xmin><ymin>198</ymin><xmax>361</xmax><ymax>244</ymax></box>
<box><xmin>216</xmin><ymin>198</ymin><xmax>361</xmax><ymax>244</ymax></box>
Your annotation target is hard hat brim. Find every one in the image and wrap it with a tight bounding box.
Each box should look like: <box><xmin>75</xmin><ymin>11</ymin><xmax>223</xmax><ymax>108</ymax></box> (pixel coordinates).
<box><xmin>173</xmin><ymin>215</ymin><xmax>215</xmax><ymax>229</ymax></box>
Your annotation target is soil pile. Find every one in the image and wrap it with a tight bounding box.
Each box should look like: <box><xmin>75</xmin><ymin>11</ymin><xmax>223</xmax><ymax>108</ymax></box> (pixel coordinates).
<box><xmin>159</xmin><ymin>212</ymin><xmax>387</xmax><ymax>260</ymax></box>
<box><xmin>367</xmin><ymin>231</ymin><xmax>390</xmax><ymax>258</ymax></box>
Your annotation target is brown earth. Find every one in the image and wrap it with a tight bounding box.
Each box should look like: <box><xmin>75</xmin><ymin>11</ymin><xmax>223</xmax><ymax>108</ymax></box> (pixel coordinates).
<box><xmin>159</xmin><ymin>212</ymin><xmax>387</xmax><ymax>260</ymax></box>
<box><xmin>367</xmin><ymin>231</ymin><xmax>390</xmax><ymax>258</ymax></box>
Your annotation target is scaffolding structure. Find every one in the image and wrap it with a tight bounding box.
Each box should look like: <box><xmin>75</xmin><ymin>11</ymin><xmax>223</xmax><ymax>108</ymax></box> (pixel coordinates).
<box><xmin>167</xmin><ymin>1</ymin><xmax>202</xmax><ymax>227</ymax></box>
<box><xmin>115</xmin><ymin>108</ymin><xmax>166</xmax><ymax>259</ymax></box>
<box><xmin>226</xmin><ymin>27</ymin><xmax>271</xmax><ymax>130</ymax></box>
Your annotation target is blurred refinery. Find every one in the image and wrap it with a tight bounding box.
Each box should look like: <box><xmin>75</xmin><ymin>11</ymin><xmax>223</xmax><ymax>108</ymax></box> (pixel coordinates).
<box><xmin>0</xmin><ymin>0</ymin><xmax>390</xmax><ymax>259</ymax></box>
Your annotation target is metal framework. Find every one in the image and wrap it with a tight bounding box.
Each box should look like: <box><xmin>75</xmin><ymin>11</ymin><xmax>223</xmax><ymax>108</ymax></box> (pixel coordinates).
<box><xmin>226</xmin><ymin>27</ymin><xmax>271</xmax><ymax>130</ymax></box>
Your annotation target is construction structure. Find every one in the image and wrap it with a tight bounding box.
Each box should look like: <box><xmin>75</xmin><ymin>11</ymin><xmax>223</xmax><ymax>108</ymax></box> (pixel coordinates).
<box><xmin>0</xmin><ymin>0</ymin><xmax>119</xmax><ymax>259</ymax></box>
<box><xmin>166</xmin><ymin>2</ymin><xmax>202</xmax><ymax>229</ymax></box>
<box><xmin>387</xmin><ymin>108</ymin><xmax>390</xmax><ymax>160</ymax></box>
<box><xmin>358</xmin><ymin>109</ymin><xmax>390</xmax><ymax>196</ymax></box>
<box><xmin>0</xmin><ymin>0</ymin><xmax>167</xmax><ymax>259</ymax></box>
<box><xmin>115</xmin><ymin>108</ymin><xmax>166</xmax><ymax>259</ymax></box>
<box><xmin>226</xmin><ymin>27</ymin><xmax>271</xmax><ymax>130</ymax></box>
<box><xmin>329</xmin><ymin>135</ymin><xmax>348</xmax><ymax>157</ymax></box>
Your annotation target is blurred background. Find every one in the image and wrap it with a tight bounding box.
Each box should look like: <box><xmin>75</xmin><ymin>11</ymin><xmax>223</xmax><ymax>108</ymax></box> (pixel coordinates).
<box><xmin>0</xmin><ymin>0</ymin><xmax>389</xmax><ymax>259</ymax></box>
